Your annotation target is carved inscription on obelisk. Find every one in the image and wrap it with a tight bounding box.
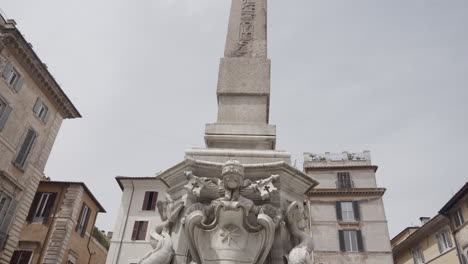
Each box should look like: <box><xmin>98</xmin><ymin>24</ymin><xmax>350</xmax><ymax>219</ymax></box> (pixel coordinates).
<box><xmin>235</xmin><ymin>0</ymin><xmax>256</xmax><ymax>57</ymax></box>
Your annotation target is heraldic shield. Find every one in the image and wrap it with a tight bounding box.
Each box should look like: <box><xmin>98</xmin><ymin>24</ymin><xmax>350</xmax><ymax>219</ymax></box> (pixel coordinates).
<box><xmin>184</xmin><ymin>201</ymin><xmax>276</xmax><ymax>264</ymax></box>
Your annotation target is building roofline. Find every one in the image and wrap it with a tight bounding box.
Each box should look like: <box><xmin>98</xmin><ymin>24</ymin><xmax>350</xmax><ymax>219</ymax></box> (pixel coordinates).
<box><xmin>0</xmin><ymin>26</ymin><xmax>81</xmax><ymax>118</ymax></box>
<box><xmin>439</xmin><ymin>182</ymin><xmax>468</xmax><ymax>216</ymax></box>
<box><xmin>115</xmin><ymin>176</ymin><xmax>156</xmax><ymax>191</ymax></box>
<box><xmin>391</xmin><ymin>214</ymin><xmax>448</xmax><ymax>254</ymax></box>
<box><xmin>391</xmin><ymin>226</ymin><xmax>420</xmax><ymax>245</ymax></box>
<box><xmin>304</xmin><ymin>165</ymin><xmax>378</xmax><ymax>172</ymax></box>
<box><xmin>308</xmin><ymin>188</ymin><xmax>386</xmax><ymax>196</ymax></box>
<box><xmin>40</xmin><ymin>180</ymin><xmax>105</xmax><ymax>212</ymax></box>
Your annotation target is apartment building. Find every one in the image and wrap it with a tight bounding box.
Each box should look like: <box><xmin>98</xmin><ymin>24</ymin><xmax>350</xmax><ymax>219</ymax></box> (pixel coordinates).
<box><xmin>0</xmin><ymin>13</ymin><xmax>80</xmax><ymax>263</ymax></box>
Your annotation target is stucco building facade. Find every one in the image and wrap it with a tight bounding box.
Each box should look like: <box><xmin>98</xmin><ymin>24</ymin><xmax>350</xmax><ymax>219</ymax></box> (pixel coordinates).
<box><xmin>305</xmin><ymin>151</ymin><xmax>394</xmax><ymax>263</ymax></box>
<box><xmin>439</xmin><ymin>182</ymin><xmax>468</xmax><ymax>264</ymax></box>
<box><xmin>392</xmin><ymin>215</ymin><xmax>458</xmax><ymax>264</ymax></box>
<box><xmin>17</xmin><ymin>181</ymin><xmax>107</xmax><ymax>264</ymax></box>
<box><xmin>0</xmin><ymin>13</ymin><xmax>80</xmax><ymax>263</ymax></box>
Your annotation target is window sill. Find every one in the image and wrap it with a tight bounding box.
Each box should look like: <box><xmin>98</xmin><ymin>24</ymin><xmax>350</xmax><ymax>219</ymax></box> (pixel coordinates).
<box><xmin>453</xmin><ymin>220</ymin><xmax>467</xmax><ymax>233</ymax></box>
<box><xmin>338</xmin><ymin>220</ymin><xmax>360</xmax><ymax>227</ymax></box>
<box><xmin>11</xmin><ymin>161</ymin><xmax>25</xmax><ymax>173</ymax></box>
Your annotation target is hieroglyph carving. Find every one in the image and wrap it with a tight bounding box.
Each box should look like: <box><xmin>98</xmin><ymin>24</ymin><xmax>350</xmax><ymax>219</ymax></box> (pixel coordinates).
<box><xmin>235</xmin><ymin>0</ymin><xmax>256</xmax><ymax>57</ymax></box>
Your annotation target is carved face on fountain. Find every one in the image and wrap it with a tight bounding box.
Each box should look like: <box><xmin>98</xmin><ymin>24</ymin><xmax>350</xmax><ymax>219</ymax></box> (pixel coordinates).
<box><xmin>221</xmin><ymin>160</ymin><xmax>245</xmax><ymax>190</ymax></box>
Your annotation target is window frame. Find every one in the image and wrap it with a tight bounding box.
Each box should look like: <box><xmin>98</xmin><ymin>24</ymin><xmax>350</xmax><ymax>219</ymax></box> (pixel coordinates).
<box><xmin>6</xmin><ymin>67</ymin><xmax>20</xmax><ymax>87</ymax></box>
<box><xmin>132</xmin><ymin>221</ymin><xmax>149</xmax><ymax>241</ymax></box>
<box><xmin>339</xmin><ymin>229</ymin><xmax>364</xmax><ymax>252</ymax></box>
<box><xmin>455</xmin><ymin>208</ymin><xmax>465</xmax><ymax>228</ymax></box>
<box><xmin>337</xmin><ymin>172</ymin><xmax>352</xmax><ymax>189</ymax></box>
<box><xmin>10</xmin><ymin>250</ymin><xmax>33</xmax><ymax>264</ymax></box>
<box><xmin>411</xmin><ymin>247</ymin><xmax>425</xmax><ymax>264</ymax></box>
<box><xmin>76</xmin><ymin>203</ymin><xmax>91</xmax><ymax>237</ymax></box>
<box><xmin>142</xmin><ymin>191</ymin><xmax>158</xmax><ymax>211</ymax></box>
<box><xmin>336</xmin><ymin>201</ymin><xmax>360</xmax><ymax>222</ymax></box>
<box><xmin>436</xmin><ymin>228</ymin><xmax>453</xmax><ymax>252</ymax></box>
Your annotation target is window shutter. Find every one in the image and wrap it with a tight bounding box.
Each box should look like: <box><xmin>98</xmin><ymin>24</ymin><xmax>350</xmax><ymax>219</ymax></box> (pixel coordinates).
<box><xmin>43</xmin><ymin>193</ymin><xmax>57</xmax><ymax>223</ymax></box>
<box><xmin>0</xmin><ymin>199</ymin><xmax>17</xmax><ymax>249</ymax></box>
<box><xmin>14</xmin><ymin>129</ymin><xmax>37</xmax><ymax>167</ymax></box>
<box><xmin>353</xmin><ymin>201</ymin><xmax>360</xmax><ymax>221</ymax></box>
<box><xmin>357</xmin><ymin>230</ymin><xmax>364</xmax><ymax>252</ymax></box>
<box><xmin>336</xmin><ymin>201</ymin><xmax>342</xmax><ymax>221</ymax></box>
<box><xmin>151</xmin><ymin>192</ymin><xmax>158</xmax><ymax>211</ymax></box>
<box><xmin>0</xmin><ymin>104</ymin><xmax>12</xmax><ymax>131</ymax></box>
<box><xmin>140</xmin><ymin>221</ymin><xmax>148</xmax><ymax>240</ymax></box>
<box><xmin>33</xmin><ymin>98</ymin><xmax>42</xmax><ymax>114</ymax></box>
<box><xmin>81</xmin><ymin>207</ymin><xmax>91</xmax><ymax>237</ymax></box>
<box><xmin>43</xmin><ymin>109</ymin><xmax>51</xmax><ymax>124</ymax></box>
<box><xmin>436</xmin><ymin>233</ymin><xmax>443</xmax><ymax>253</ymax></box>
<box><xmin>27</xmin><ymin>193</ymin><xmax>42</xmax><ymax>221</ymax></box>
<box><xmin>131</xmin><ymin>221</ymin><xmax>139</xmax><ymax>240</ymax></box>
<box><xmin>2</xmin><ymin>62</ymin><xmax>12</xmax><ymax>80</ymax></box>
<box><xmin>338</xmin><ymin>230</ymin><xmax>345</xmax><ymax>252</ymax></box>
<box><xmin>142</xmin><ymin>192</ymin><xmax>150</xmax><ymax>210</ymax></box>
<box><xmin>13</xmin><ymin>76</ymin><xmax>24</xmax><ymax>92</ymax></box>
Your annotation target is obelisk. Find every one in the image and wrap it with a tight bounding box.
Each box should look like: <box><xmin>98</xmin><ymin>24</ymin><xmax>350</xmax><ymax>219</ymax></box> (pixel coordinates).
<box><xmin>204</xmin><ymin>0</ymin><xmax>276</xmax><ymax>150</ymax></box>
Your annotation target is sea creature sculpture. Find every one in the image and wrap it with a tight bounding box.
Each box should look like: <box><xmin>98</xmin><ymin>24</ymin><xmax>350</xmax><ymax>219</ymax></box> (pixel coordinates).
<box><xmin>285</xmin><ymin>201</ymin><xmax>313</xmax><ymax>264</ymax></box>
<box><xmin>138</xmin><ymin>231</ymin><xmax>174</xmax><ymax>264</ymax></box>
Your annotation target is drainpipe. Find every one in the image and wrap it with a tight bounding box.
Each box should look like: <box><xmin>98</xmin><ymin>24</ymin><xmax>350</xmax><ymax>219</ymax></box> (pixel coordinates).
<box><xmin>87</xmin><ymin>213</ymin><xmax>98</xmax><ymax>264</ymax></box>
<box><xmin>115</xmin><ymin>180</ymin><xmax>135</xmax><ymax>264</ymax></box>
<box><xmin>448</xmin><ymin>222</ymin><xmax>463</xmax><ymax>264</ymax></box>
<box><xmin>37</xmin><ymin>185</ymin><xmax>64</xmax><ymax>264</ymax></box>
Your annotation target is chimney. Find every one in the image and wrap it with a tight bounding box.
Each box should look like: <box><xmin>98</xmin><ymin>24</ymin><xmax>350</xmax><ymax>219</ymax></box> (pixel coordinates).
<box><xmin>420</xmin><ymin>217</ymin><xmax>430</xmax><ymax>226</ymax></box>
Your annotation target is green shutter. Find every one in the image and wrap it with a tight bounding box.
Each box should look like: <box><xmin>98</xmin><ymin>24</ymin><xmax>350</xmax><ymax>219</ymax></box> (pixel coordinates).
<box><xmin>338</xmin><ymin>230</ymin><xmax>345</xmax><ymax>252</ymax></box>
<box><xmin>353</xmin><ymin>201</ymin><xmax>360</xmax><ymax>221</ymax></box>
<box><xmin>33</xmin><ymin>98</ymin><xmax>42</xmax><ymax>114</ymax></box>
<box><xmin>13</xmin><ymin>76</ymin><xmax>24</xmax><ymax>92</ymax></box>
<box><xmin>2</xmin><ymin>62</ymin><xmax>12</xmax><ymax>80</ymax></box>
<box><xmin>0</xmin><ymin>199</ymin><xmax>17</xmax><ymax>249</ymax></box>
<box><xmin>14</xmin><ymin>129</ymin><xmax>37</xmax><ymax>167</ymax></box>
<box><xmin>0</xmin><ymin>105</ymin><xmax>12</xmax><ymax>131</ymax></box>
<box><xmin>336</xmin><ymin>201</ymin><xmax>342</xmax><ymax>221</ymax></box>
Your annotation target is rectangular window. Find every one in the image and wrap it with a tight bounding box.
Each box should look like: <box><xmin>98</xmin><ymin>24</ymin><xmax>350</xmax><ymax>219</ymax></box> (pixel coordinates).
<box><xmin>33</xmin><ymin>98</ymin><xmax>50</xmax><ymax>124</ymax></box>
<box><xmin>10</xmin><ymin>250</ymin><xmax>32</xmax><ymax>264</ymax></box>
<box><xmin>142</xmin><ymin>192</ymin><xmax>158</xmax><ymax>211</ymax></box>
<box><xmin>337</xmin><ymin>172</ymin><xmax>352</xmax><ymax>188</ymax></box>
<box><xmin>0</xmin><ymin>97</ymin><xmax>12</xmax><ymax>132</ymax></box>
<box><xmin>455</xmin><ymin>208</ymin><xmax>465</xmax><ymax>228</ymax></box>
<box><xmin>336</xmin><ymin>201</ymin><xmax>360</xmax><ymax>221</ymax></box>
<box><xmin>76</xmin><ymin>204</ymin><xmax>91</xmax><ymax>237</ymax></box>
<box><xmin>0</xmin><ymin>194</ymin><xmax>12</xmax><ymax>224</ymax></box>
<box><xmin>27</xmin><ymin>192</ymin><xmax>57</xmax><ymax>222</ymax></box>
<box><xmin>2</xmin><ymin>62</ymin><xmax>24</xmax><ymax>92</ymax></box>
<box><xmin>411</xmin><ymin>247</ymin><xmax>425</xmax><ymax>264</ymax></box>
<box><xmin>13</xmin><ymin>129</ymin><xmax>37</xmax><ymax>169</ymax></box>
<box><xmin>339</xmin><ymin>230</ymin><xmax>363</xmax><ymax>252</ymax></box>
<box><xmin>436</xmin><ymin>229</ymin><xmax>453</xmax><ymax>252</ymax></box>
<box><xmin>131</xmin><ymin>221</ymin><xmax>148</xmax><ymax>241</ymax></box>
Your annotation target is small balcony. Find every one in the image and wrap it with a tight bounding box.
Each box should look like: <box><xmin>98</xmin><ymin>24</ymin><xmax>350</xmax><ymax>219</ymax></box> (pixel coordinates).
<box><xmin>336</xmin><ymin>179</ymin><xmax>355</xmax><ymax>189</ymax></box>
<box><xmin>303</xmin><ymin>151</ymin><xmax>372</xmax><ymax>168</ymax></box>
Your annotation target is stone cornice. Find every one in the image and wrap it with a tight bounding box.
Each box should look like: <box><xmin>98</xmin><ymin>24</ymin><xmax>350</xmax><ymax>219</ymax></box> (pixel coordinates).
<box><xmin>0</xmin><ymin>28</ymin><xmax>81</xmax><ymax>118</ymax></box>
<box><xmin>308</xmin><ymin>188</ymin><xmax>386</xmax><ymax>197</ymax></box>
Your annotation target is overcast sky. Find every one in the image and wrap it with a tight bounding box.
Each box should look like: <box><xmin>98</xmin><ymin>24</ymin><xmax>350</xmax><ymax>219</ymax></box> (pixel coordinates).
<box><xmin>2</xmin><ymin>0</ymin><xmax>467</xmax><ymax>237</ymax></box>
